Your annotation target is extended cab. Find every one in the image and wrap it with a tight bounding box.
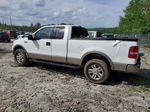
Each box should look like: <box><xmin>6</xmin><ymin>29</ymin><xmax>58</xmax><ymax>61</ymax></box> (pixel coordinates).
<box><xmin>12</xmin><ymin>25</ymin><xmax>141</xmax><ymax>84</ymax></box>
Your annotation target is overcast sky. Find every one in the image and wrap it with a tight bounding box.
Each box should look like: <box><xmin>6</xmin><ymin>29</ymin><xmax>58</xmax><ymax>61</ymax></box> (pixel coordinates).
<box><xmin>0</xmin><ymin>0</ymin><xmax>131</xmax><ymax>28</ymax></box>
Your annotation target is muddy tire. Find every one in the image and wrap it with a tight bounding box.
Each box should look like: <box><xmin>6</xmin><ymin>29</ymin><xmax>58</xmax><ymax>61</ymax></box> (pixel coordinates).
<box><xmin>14</xmin><ymin>49</ymin><xmax>29</xmax><ymax>66</ymax></box>
<box><xmin>84</xmin><ymin>59</ymin><xmax>110</xmax><ymax>84</ymax></box>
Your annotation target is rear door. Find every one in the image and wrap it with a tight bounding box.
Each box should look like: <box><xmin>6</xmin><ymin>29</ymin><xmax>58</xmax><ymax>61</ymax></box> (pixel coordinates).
<box><xmin>51</xmin><ymin>27</ymin><xmax>67</xmax><ymax>63</ymax></box>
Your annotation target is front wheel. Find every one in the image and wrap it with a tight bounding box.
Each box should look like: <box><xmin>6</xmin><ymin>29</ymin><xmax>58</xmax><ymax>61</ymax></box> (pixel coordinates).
<box><xmin>14</xmin><ymin>49</ymin><xmax>29</xmax><ymax>66</ymax></box>
<box><xmin>84</xmin><ymin>59</ymin><xmax>110</xmax><ymax>84</ymax></box>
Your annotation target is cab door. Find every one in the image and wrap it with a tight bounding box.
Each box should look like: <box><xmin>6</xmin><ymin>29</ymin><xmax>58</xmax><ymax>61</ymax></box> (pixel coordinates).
<box><xmin>27</xmin><ymin>27</ymin><xmax>53</xmax><ymax>61</ymax></box>
<box><xmin>51</xmin><ymin>27</ymin><xmax>67</xmax><ymax>63</ymax></box>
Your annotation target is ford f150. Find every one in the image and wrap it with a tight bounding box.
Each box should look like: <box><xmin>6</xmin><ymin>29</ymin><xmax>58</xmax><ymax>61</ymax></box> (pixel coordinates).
<box><xmin>12</xmin><ymin>25</ymin><xmax>141</xmax><ymax>84</ymax></box>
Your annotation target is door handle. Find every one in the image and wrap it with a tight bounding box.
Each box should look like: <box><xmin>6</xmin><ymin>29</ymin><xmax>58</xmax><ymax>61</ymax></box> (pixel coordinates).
<box><xmin>24</xmin><ymin>41</ymin><xmax>28</xmax><ymax>43</ymax></box>
<box><xmin>46</xmin><ymin>42</ymin><xmax>51</xmax><ymax>46</ymax></box>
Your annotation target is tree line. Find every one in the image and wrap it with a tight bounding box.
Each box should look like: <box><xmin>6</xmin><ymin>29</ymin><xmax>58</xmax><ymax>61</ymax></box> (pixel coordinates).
<box><xmin>0</xmin><ymin>23</ymin><xmax>71</xmax><ymax>32</ymax></box>
<box><xmin>0</xmin><ymin>22</ymin><xmax>41</xmax><ymax>32</ymax></box>
<box><xmin>119</xmin><ymin>0</ymin><xmax>150</xmax><ymax>33</ymax></box>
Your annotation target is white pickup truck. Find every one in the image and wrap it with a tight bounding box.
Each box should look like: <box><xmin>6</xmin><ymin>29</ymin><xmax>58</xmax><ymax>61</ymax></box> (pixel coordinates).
<box><xmin>12</xmin><ymin>25</ymin><xmax>141</xmax><ymax>84</ymax></box>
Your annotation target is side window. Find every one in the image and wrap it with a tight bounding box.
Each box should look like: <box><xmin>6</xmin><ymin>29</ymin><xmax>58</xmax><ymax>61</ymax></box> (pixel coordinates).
<box><xmin>51</xmin><ymin>27</ymin><xmax>65</xmax><ymax>39</ymax></box>
<box><xmin>71</xmin><ymin>27</ymin><xmax>88</xmax><ymax>39</ymax></box>
<box><xmin>35</xmin><ymin>27</ymin><xmax>51</xmax><ymax>39</ymax></box>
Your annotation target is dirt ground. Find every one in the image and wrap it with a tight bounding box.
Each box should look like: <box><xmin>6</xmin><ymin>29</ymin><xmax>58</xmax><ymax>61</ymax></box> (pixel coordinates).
<box><xmin>0</xmin><ymin>43</ymin><xmax>150</xmax><ymax>112</ymax></box>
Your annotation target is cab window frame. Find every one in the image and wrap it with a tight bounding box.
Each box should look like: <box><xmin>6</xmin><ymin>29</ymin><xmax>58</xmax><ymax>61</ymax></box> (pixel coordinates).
<box><xmin>34</xmin><ymin>27</ymin><xmax>52</xmax><ymax>39</ymax></box>
<box><xmin>50</xmin><ymin>27</ymin><xmax>65</xmax><ymax>39</ymax></box>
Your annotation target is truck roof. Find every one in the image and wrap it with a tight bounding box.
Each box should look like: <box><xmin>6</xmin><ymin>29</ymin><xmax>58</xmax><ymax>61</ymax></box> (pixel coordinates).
<box><xmin>42</xmin><ymin>25</ymin><xmax>81</xmax><ymax>27</ymax></box>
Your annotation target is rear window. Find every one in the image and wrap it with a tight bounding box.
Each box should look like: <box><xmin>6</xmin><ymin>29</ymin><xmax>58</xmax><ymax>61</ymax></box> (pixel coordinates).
<box><xmin>55</xmin><ymin>27</ymin><xmax>65</xmax><ymax>39</ymax></box>
<box><xmin>71</xmin><ymin>27</ymin><xmax>88</xmax><ymax>39</ymax></box>
<box><xmin>51</xmin><ymin>27</ymin><xmax>65</xmax><ymax>39</ymax></box>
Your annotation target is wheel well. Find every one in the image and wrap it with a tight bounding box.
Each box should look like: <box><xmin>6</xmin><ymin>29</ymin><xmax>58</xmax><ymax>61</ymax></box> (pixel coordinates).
<box><xmin>82</xmin><ymin>53</ymin><xmax>112</xmax><ymax>70</ymax></box>
<box><xmin>13</xmin><ymin>46</ymin><xmax>25</xmax><ymax>54</ymax></box>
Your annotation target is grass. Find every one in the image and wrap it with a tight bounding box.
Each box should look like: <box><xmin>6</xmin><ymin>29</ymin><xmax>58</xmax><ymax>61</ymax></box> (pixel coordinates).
<box><xmin>137</xmin><ymin>85</ymin><xmax>149</xmax><ymax>92</ymax></box>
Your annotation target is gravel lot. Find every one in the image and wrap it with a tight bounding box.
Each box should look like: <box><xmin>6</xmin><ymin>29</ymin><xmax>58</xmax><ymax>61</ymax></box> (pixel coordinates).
<box><xmin>0</xmin><ymin>43</ymin><xmax>150</xmax><ymax>112</ymax></box>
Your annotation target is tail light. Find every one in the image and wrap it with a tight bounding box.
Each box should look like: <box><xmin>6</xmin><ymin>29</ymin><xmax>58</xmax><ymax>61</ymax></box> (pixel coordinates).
<box><xmin>128</xmin><ymin>46</ymin><xmax>138</xmax><ymax>59</ymax></box>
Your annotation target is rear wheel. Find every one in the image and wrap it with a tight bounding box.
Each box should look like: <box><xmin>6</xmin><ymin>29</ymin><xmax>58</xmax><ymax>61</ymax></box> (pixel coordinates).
<box><xmin>84</xmin><ymin>59</ymin><xmax>110</xmax><ymax>84</ymax></box>
<box><xmin>14</xmin><ymin>49</ymin><xmax>29</xmax><ymax>66</ymax></box>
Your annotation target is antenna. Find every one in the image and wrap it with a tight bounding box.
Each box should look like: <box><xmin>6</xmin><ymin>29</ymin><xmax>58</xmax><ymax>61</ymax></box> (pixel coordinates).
<box><xmin>10</xmin><ymin>16</ymin><xmax>12</xmax><ymax>26</ymax></box>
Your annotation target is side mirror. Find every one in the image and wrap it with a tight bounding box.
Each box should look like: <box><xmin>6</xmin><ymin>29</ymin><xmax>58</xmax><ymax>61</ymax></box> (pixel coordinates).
<box><xmin>27</xmin><ymin>34</ymin><xmax>34</xmax><ymax>40</ymax></box>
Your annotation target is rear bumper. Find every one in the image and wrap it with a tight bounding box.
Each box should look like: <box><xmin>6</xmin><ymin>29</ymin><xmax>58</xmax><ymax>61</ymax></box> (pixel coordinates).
<box><xmin>126</xmin><ymin>57</ymin><xmax>141</xmax><ymax>72</ymax></box>
<box><xmin>113</xmin><ymin>57</ymin><xmax>141</xmax><ymax>72</ymax></box>
<box><xmin>126</xmin><ymin>64</ymin><xmax>140</xmax><ymax>72</ymax></box>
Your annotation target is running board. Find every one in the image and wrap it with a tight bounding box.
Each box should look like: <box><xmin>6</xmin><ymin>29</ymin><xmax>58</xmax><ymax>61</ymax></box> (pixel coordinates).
<box><xmin>30</xmin><ymin>59</ymin><xmax>81</xmax><ymax>69</ymax></box>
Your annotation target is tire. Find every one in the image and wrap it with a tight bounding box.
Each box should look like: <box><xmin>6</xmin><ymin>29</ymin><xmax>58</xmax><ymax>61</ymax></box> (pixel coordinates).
<box><xmin>14</xmin><ymin>49</ymin><xmax>29</xmax><ymax>66</ymax></box>
<box><xmin>84</xmin><ymin>59</ymin><xmax>110</xmax><ymax>84</ymax></box>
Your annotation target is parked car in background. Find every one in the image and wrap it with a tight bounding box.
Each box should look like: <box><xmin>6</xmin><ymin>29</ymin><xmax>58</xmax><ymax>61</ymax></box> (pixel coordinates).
<box><xmin>17</xmin><ymin>31</ymin><xmax>24</xmax><ymax>35</ymax></box>
<box><xmin>102</xmin><ymin>33</ymin><xmax>114</xmax><ymax>38</ymax></box>
<box><xmin>24</xmin><ymin>32</ymin><xmax>32</xmax><ymax>35</ymax></box>
<box><xmin>88</xmin><ymin>31</ymin><xmax>102</xmax><ymax>38</ymax></box>
<box><xmin>0</xmin><ymin>32</ymin><xmax>10</xmax><ymax>42</ymax></box>
<box><xmin>5</xmin><ymin>30</ymin><xmax>17</xmax><ymax>39</ymax></box>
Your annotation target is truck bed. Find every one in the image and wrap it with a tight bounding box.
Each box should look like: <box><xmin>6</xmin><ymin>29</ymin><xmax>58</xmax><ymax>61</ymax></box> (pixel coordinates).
<box><xmin>70</xmin><ymin>38</ymin><xmax>138</xmax><ymax>42</ymax></box>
